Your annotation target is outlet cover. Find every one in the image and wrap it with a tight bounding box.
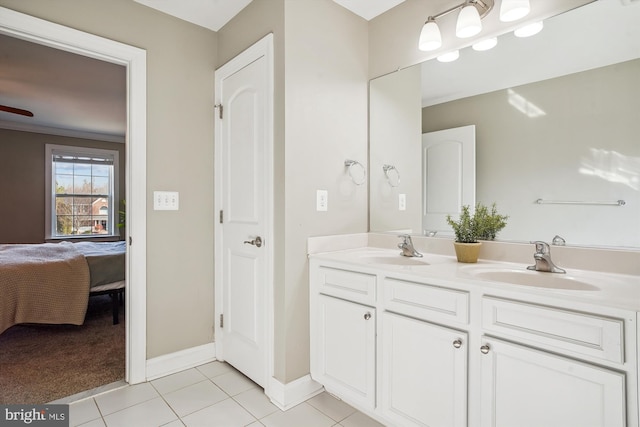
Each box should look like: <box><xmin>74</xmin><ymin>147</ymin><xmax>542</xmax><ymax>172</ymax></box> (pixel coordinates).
<box><xmin>317</xmin><ymin>190</ymin><xmax>328</xmax><ymax>211</ymax></box>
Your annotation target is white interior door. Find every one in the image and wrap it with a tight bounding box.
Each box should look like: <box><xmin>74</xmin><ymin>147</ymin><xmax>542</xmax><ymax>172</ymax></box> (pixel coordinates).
<box><xmin>214</xmin><ymin>35</ymin><xmax>273</xmax><ymax>389</ymax></box>
<box><xmin>422</xmin><ymin>125</ymin><xmax>475</xmax><ymax>235</ymax></box>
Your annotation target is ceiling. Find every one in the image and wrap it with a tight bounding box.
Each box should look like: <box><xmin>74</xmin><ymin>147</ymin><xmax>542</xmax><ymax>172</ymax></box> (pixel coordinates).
<box><xmin>132</xmin><ymin>0</ymin><xmax>407</xmax><ymax>30</ymax></box>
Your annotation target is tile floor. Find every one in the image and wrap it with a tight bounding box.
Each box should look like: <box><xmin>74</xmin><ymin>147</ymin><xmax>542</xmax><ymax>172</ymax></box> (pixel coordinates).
<box><xmin>67</xmin><ymin>361</ymin><xmax>385</xmax><ymax>427</ymax></box>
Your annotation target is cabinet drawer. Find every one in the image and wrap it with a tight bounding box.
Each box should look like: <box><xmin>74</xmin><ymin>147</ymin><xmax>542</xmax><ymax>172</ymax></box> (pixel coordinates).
<box><xmin>482</xmin><ymin>297</ymin><xmax>624</xmax><ymax>363</ymax></box>
<box><xmin>383</xmin><ymin>278</ymin><xmax>469</xmax><ymax>325</ymax></box>
<box><xmin>317</xmin><ymin>267</ymin><xmax>376</xmax><ymax>305</ymax></box>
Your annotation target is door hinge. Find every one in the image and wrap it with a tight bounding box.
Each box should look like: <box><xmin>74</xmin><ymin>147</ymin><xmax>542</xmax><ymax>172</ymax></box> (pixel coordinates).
<box><xmin>129</xmin><ymin>236</ymin><xmax>132</xmax><ymax>245</ymax></box>
<box><xmin>219</xmin><ymin>314</ymin><xmax>224</xmax><ymax>328</ymax></box>
<box><xmin>215</xmin><ymin>104</ymin><xmax>223</xmax><ymax>119</ymax></box>
<box><xmin>219</xmin><ymin>210</ymin><xmax>224</xmax><ymax>224</ymax></box>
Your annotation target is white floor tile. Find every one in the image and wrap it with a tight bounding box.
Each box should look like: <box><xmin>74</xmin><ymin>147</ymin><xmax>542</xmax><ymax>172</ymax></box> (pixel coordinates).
<box><xmin>70</xmin><ymin>398</ymin><xmax>102</xmax><ymax>427</ymax></box>
<box><xmin>306</xmin><ymin>393</ymin><xmax>356</xmax><ymax>422</ymax></box>
<box><xmin>163</xmin><ymin>380</ymin><xmax>228</xmax><ymax>417</ymax></box>
<box><xmin>339</xmin><ymin>411</ymin><xmax>386</xmax><ymax>427</ymax></box>
<box><xmin>210</xmin><ymin>370</ymin><xmax>258</xmax><ymax>396</ymax></box>
<box><xmin>260</xmin><ymin>403</ymin><xmax>335</xmax><ymax>427</ymax></box>
<box><xmin>160</xmin><ymin>420</ymin><xmax>185</xmax><ymax>427</ymax></box>
<box><xmin>103</xmin><ymin>397</ymin><xmax>178</xmax><ymax>427</ymax></box>
<box><xmin>181</xmin><ymin>398</ymin><xmax>256</xmax><ymax>427</ymax></box>
<box><xmin>94</xmin><ymin>382</ymin><xmax>159</xmax><ymax>416</ymax></box>
<box><xmin>196</xmin><ymin>361</ymin><xmax>234</xmax><ymax>379</ymax></box>
<box><xmin>77</xmin><ymin>418</ymin><xmax>106</xmax><ymax>427</ymax></box>
<box><xmin>246</xmin><ymin>422</ymin><xmax>265</xmax><ymax>427</ymax></box>
<box><xmin>233</xmin><ymin>387</ymin><xmax>279</xmax><ymax>419</ymax></box>
<box><xmin>151</xmin><ymin>368</ymin><xmax>207</xmax><ymax>395</ymax></box>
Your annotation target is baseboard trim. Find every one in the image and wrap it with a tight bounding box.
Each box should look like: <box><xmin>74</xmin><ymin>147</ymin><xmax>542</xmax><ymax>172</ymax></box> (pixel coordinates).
<box><xmin>146</xmin><ymin>342</ymin><xmax>216</xmax><ymax>381</ymax></box>
<box><xmin>267</xmin><ymin>374</ymin><xmax>324</xmax><ymax>411</ymax></box>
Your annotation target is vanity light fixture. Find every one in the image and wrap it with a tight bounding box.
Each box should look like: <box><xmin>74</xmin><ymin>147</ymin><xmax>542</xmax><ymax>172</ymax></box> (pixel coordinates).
<box><xmin>499</xmin><ymin>0</ymin><xmax>530</xmax><ymax>22</ymax></box>
<box><xmin>514</xmin><ymin>21</ymin><xmax>544</xmax><ymax>37</ymax></box>
<box><xmin>472</xmin><ymin>36</ymin><xmax>498</xmax><ymax>51</ymax></box>
<box><xmin>418</xmin><ymin>0</ymin><xmax>494</xmax><ymax>51</ymax></box>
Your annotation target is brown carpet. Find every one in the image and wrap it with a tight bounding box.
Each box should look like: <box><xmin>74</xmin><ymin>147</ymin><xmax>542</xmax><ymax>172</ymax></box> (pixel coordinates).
<box><xmin>0</xmin><ymin>294</ymin><xmax>125</xmax><ymax>404</ymax></box>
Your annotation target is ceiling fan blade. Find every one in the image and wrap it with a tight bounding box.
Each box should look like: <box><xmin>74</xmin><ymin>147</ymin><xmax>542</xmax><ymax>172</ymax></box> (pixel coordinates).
<box><xmin>0</xmin><ymin>105</ymin><xmax>34</xmax><ymax>117</ymax></box>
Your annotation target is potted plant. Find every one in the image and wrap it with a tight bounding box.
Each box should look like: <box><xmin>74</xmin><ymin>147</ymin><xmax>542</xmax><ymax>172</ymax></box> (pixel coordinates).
<box><xmin>446</xmin><ymin>202</ymin><xmax>508</xmax><ymax>263</ymax></box>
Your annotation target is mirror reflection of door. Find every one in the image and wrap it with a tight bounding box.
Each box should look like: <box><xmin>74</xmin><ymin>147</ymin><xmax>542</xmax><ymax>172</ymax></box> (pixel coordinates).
<box><xmin>422</xmin><ymin>125</ymin><xmax>475</xmax><ymax>236</ymax></box>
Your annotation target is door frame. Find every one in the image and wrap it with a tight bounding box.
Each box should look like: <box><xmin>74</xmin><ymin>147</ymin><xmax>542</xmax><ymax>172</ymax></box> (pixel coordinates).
<box><xmin>214</xmin><ymin>33</ymin><xmax>274</xmax><ymax>395</ymax></box>
<box><xmin>0</xmin><ymin>7</ymin><xmax>147</xmax><ymax>384</ymax></box>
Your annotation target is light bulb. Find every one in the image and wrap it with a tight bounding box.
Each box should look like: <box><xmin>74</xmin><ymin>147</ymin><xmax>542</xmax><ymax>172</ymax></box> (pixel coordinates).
<box><xmin>456</xmin><ymin>4</ymin><xmax>482</xmax><ymax>38</ymax></box>
<box><xmin>437</xmin><ymin>50</ymin><xmax>460</xmax><ymax>63</ymax></box>
<box><xmin>472</xmin><ymin>37</ymin><xmax>498</xmax><ymax>51</ymax></box>
<box><xmin>500</xmin><ymin>0</ymin><xmax>530</xmax><ymax>22</ymax></box>
<box><xmin>514</xmin><ymin>21</ymin><xmax>543</xmax><ymax>37</ymax></box>
<box><xmin>419</xmin><ymin>19</ymin><xmax>442</xmax><ymax>51</ymax></box>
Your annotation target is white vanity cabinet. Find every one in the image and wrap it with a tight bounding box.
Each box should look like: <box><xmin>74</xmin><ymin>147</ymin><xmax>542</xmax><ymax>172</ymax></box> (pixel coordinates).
<box><xmin>381</xmin><ymin>312</ymin><xmax>468</xmax><ymax>427</ymax></box>
<box><xmin>310</xmin><ymin>266</ymin><xmax>377</xmax><ymax>411</ymax></box>
<box><xmin>479</xmin><ymin>296</ymin><xmax>628</xmax><ymax>427</ymax></box>
<box><xmin>309</xmin><ymin>254</ymin><xmax>638</xmax><ymax>427</ymax></box>
<box><xmin>479</xmin><ymin>337</ymin><xmax>625</xmax><ymax>427</ymax></box>
<box><xmin>314</xmin><ymin>294</ymin><xmax>376</xmax><ymax>410</ymax></box>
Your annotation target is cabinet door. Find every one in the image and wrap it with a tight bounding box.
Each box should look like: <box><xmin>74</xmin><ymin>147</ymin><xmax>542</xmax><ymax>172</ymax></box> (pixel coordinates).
<box><xmin>314</xmin><ymin>294</ymin><xmax>376</xmax><ymax>410</ymax></box>
<box><xmin>480</xmin><ymin>338</ymin><xmax>626</xmax><ymax>427</ymax></box>
<box><xmin>381</xmin><ymin>312</ymin><xmax>468</xmax><ymax>427</ymax></box>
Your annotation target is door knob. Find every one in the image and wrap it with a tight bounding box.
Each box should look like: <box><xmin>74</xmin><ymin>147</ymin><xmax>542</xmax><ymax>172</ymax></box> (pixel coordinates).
<box><xmin>453</xmin><ymin>339</ymin><xmax>462</xmax><ymax>349</ymax></box>
<box><xmin>244</xmin><ymin>236</ymin><xmax>263</xmax><ymax>248</ymax></box>
<box><xmin>480</xmin><ymin>344</ymin><xmax>491</xmax><ymax>354</ymax></box>
<box><xmin>364</xmin><ymin>312</ymin><xmax>372</xmax><ymax>320</ymax></box>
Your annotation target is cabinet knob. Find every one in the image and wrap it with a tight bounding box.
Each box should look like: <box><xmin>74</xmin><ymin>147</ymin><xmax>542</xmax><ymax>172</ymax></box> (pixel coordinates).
<box><xmin>480</xmin><ymin>344</ymin><xmax>491</xmax><ymax>354</ymax></box>
<box><xmin>364</xmin><ymin>312</ymin><xmax>372</xmax><ymax>320</ymax></box>
<box><xmin>452</xmin><ymin>339</ymin><xmax>462</xmax><ymax>349</ymax></box>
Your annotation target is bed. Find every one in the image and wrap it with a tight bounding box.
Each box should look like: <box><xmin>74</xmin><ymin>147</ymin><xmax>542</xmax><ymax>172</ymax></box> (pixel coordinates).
<box><xmin>0</xmin><ymin>241</ymin><xmax>125</xmax><ymax>334</ymax></box>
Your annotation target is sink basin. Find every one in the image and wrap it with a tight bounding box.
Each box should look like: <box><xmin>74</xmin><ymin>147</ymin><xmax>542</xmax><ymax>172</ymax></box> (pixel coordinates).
<box><xmin>359</xmin><ymin>254</ymin><xmax>430</xmax><ymax>266</ymax></box>
<box><xmin>464</xmin><ymin>267</ymin><xmax>600</xmax><ymax>291</ymax></box>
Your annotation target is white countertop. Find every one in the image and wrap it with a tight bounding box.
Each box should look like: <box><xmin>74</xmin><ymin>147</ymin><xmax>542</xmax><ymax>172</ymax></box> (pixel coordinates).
<box><xmin>309</xmin><ymin>247</ymin><xmax>640</xmax><ymax>312</ymax></box>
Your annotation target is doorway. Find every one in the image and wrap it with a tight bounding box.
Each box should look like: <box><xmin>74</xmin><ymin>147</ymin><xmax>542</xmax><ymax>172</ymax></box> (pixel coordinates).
<box><xmin>214</xmin><ymin>34</ymin><xmax>274</xmax><ymax>394</ymax></box>
<box><xmin>0</xmin><ymin>7</ymin><xmax>147</xmax><ymax>385</ymax></box>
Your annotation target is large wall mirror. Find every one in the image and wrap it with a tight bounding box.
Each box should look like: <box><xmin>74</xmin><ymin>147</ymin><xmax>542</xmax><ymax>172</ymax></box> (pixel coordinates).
<box><xmin>369</xmin><ymin>0</ymin><xmax>640</xmax><ymax>249</ymax></box>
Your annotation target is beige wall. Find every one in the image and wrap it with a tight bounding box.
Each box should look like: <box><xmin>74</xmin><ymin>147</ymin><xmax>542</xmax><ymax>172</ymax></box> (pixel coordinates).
<box><xmin>0</xmin><ymin>129</ymin><xmax>126</xmax><ymax>243</ymax></box>
<box><xmin>283</xmin><ymin>0</ymin><xmax>369</xmax><ymax>381</ymax></box>
<box><xmin>0</xmin><ymin>0</ymin><xmax>218</xmax><ymax>358</ymax></box>
<box><xmin>422</xmin><ymin>59</ymin><xmax>640</xmax><ymax>248</ymax></box>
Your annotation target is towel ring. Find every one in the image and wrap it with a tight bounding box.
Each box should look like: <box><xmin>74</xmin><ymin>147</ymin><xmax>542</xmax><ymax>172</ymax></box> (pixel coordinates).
<box><xmin>344</xmin><ymin>159</ymin><xmax>366</xmax><ymax>185</ymax></box>
<box><xmin>382</xmin><ymin>164</ymin><xmax>400</xmax><ymax>187</ymax></box>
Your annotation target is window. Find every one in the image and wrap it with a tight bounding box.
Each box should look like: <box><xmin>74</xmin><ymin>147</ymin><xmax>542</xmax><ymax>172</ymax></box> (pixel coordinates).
<box><xmin>45</xmin><ymin>144</ymin><xmax>119</xmax><ymax>239</ymax></box>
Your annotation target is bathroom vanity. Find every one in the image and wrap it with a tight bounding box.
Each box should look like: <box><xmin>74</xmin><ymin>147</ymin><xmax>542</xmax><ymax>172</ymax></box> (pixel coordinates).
<box><xmin>309</xmin><ymin>242</ymin><xmax>639</xmax><ymax>427</ymax></box>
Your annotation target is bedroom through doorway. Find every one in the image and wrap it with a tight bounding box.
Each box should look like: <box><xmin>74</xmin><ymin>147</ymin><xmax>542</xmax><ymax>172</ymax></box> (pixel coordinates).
<box><xmin>0</xmin><ymin>7</ymin><xmax>147</xmax><ymax>402</ymax></box>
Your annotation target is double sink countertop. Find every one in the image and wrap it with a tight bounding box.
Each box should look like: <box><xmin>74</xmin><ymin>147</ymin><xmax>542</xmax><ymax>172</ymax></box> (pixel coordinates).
<box><xmin>309</xmin><ymin>247</ymin><xmax>640</xmax><ymax>312</ymax></box>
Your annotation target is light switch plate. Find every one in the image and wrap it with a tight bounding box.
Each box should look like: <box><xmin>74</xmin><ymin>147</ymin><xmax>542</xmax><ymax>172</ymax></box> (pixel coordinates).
<box><xmin>154</xmin><ymin>191</ymin><xmax>179</xmax><ymax>210</ymax></box>
<box><xmin>317</xmin><ymin>190</ymin><xmax>328</xmax><ymax>211</ymax></box>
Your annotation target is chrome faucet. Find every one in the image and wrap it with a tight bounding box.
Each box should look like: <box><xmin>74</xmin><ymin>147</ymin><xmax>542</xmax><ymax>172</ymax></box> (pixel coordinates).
<box><xmin>527</xmin><ymin>241</ymin><xmax>565</xmax><ymax>273</ymax></box>
<box><xmin>398</xmin><ymin>234</ymin><xmax>423</xmax><ymax>257</ymax></box>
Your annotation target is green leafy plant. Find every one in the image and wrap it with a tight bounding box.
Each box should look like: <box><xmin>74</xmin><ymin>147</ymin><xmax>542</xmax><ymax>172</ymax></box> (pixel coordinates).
<box><xmin>475</xmin><ymin>202</ymin><xmax>508</xmax><ymax>240</ymax></box>
<box><xmin>446</xmin><ymin>202</ymin><xmax>508</xmax><ymax>243</ymax></box>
